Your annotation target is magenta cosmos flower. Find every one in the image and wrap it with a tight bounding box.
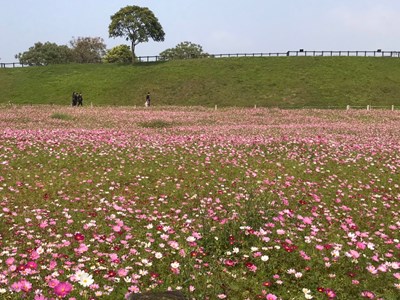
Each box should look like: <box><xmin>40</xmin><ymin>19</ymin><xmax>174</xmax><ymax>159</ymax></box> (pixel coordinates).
<box><xmin>54</xmin><ymin>282</ymin><xmax>72</xmax><ymax>298</ymax></box>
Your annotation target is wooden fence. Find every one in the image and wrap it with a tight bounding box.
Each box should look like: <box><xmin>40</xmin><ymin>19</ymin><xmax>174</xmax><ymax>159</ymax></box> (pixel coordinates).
<box><xmin>1</xmin><ymin>50</ymin><xmax>399</xmax><ymax>67</ymax></box>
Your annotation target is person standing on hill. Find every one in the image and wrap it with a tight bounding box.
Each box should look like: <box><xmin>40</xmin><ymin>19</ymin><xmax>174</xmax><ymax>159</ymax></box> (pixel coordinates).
<box><xmin>77</xmin><ymin>93</ymin><xmax>83</xmax><ymax>106</ymax></box>
<box><xmin>72</xmin><ymin>92</ymin><xmax>77</xmax><ymax>106</ymax></box>
<box><xmin>145</xmin><ymin>92</ymin><xmax>151</xmax><ymax>107</ymax></box>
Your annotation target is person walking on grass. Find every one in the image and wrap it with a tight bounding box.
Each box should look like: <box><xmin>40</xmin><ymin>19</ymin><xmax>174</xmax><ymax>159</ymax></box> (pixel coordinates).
<box><xmin>145</xmin><ymin>92</ymin><xmax>151</xmax><ymax>107</ymax></box>
<box><xmin>77</xmin><ymin>93</ymin><xmax>83</xmax><ymax>106</ymax></box>
<box><xmin>72</xmin><ymin>92</ymin><xmax>77</xmax><ymax>106</ymax></box>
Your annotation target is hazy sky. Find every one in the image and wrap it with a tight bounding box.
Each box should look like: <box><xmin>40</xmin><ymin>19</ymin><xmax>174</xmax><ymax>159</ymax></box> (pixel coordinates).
<box><xmin>1</xmin><ymin>0</ymin><xmax>400</xmax><ymax>62</ymax></box>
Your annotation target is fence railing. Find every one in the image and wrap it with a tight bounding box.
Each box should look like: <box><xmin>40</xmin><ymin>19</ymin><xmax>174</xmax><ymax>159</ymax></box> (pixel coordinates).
<box><xmin>137</xmin><ymin>50</ymin><xmax>400</xmax><ymax>62</ymax></box>
<box><xmin>2</xmin><ymin>50</ymin><xmax>400</xmax><ymax>67</ymax></box>
<box><xmin>0</xmin><ymin>62</ymin><xmax>27</xmax><ymax>68</ymax></box>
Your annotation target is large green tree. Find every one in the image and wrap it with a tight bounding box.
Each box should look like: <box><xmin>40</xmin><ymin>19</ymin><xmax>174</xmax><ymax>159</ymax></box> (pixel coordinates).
<box><xmin>16</xmin><ymin>42</ymin><xmax>72</xmax><ymax>66</ymax></box>
<box><xmin>159</xmin><ymin>41</ymin><xmax>209</xmax><ymax>60</ymax></box>
<box><xmin>109</xmin><ymin>5</ymin><xmax>165</xmax><ymax>62</ymax></box>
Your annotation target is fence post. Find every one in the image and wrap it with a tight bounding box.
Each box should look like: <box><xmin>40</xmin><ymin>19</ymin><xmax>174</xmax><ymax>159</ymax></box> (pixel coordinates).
<box><xmin>215</xmin><ymin>105</ymin><xmax>217</xmax><ymax>111</ymax></box>
<box><xmin>367</xmin><ymin>105</ymin><xmax>370</xmax><ymax>111</ymax></box>
<box><xmin>392</xmin><ymin>105</ymin><xmax>395</xmax><ymax>111</ymax></box>
<box><xmin>90</xmin><ymin>102</ymin><xmax>93</xmax><ymax>108</ymax></box>
<box><xmin>346</xmin><ymin>105</ymin><xmax>350</xmax><ymax>110</ymax></box>
<box><xmin>254</xmin><ymin>104</ymin><xmax>257</xmax><ymax>109</ymax></box>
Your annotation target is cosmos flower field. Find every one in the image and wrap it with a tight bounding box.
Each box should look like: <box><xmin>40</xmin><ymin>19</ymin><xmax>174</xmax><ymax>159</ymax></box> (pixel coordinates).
<box><xmin>0</xmin><ymin>106</ymin><xmax>399</xmax><ymax>300</ymax></box>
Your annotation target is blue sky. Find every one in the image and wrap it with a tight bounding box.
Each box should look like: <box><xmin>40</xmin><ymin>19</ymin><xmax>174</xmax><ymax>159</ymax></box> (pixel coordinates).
<box><xmin>1</xmin><ymin>0</ymin><xmax>400</xmax><ymax>62</ymax></box>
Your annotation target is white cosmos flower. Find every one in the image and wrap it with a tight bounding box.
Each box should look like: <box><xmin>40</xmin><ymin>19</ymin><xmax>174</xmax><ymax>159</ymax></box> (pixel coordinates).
<box><xmin>295</xmin><ymin>272</ymin><xmax>303</xmax><ymax>278</ymax></box>
<box><xmin>75</xmin><ymin>270</ymin><xmax>94</xmax><ymax>287</ymax></box>
<box><xmin>261</xmin><ymin>255</ymin><xmax>269</xmax><ymax>262</ymax></box>
<box><xmin>186</xmin><ymin>236</ymin><xmax>196</xmax><ymax>242</ymax></box>
<box><xmin>170</xmin><ymin>261</ymin><xmax>180</xmax><ymax>269</ymax></box>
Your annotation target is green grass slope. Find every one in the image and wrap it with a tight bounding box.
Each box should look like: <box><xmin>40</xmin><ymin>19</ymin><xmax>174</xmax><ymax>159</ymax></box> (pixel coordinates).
<box><xmin>1</xmin><ymin>57</ymin><xmax>400</xmax><ymax>107</ymax></box>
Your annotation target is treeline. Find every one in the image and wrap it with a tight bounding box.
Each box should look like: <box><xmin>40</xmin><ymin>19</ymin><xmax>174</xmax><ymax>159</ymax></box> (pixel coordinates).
<box><xmin>15</xmin><ymin>37</ymin><xmax>107</xmax><ymax>66</ymax></box>
<box><xmin>16</xmin><ymin>39</ymin><xmax>209</xmax><ymax>66</ymax></box>
<box><xmin>15</xmin><ymin>5</ymin><xmax>210</xmax><ymax>66</ymax></box>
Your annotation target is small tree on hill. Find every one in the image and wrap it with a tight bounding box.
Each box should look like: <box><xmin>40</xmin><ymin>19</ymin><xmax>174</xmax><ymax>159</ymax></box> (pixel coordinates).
<box><xmin>159</xmin><ymin>41</ymin><xmax>209</xmax><ymax>60</ymax></box>
<box><xmin>16</xmin><ymin>42</ymin><xmax>72</xmax><ymax>66</ymax></box>
<box><xmin>70</xmin><ymin>37</ymin><xmax>107</xmax><ymax>63</ymax></box>
<box><xmin>103</xmin><ymin>45</ymin><xmax>133</xmax><ymax>63</ymax></box>
<box><xmin>109</xmin><ymin>5</ymin><xmax>165</xmax><ymax>63</ymax></box>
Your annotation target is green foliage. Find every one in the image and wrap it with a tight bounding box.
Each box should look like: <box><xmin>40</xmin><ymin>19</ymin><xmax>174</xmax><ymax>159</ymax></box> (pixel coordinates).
<box><xmin>50</xmin><ymin>113</ymin><xmax>74</xmax><ymax>121</ymax></box>
<box><xmin>138</xmin><ymin>119</ymin><xmax>176</xmax><ymax>128</ymax></box>
<box><xmin>159</xmin><ymin>41</ymin><xmax>209</xmax><ymax>60</ymax></box>
<box><xmin>69</xmin><ymin>37</ymin><xmax>107</xmax><ymax>64</ymax></box>
<box><xmin>15</xmin><ymin>42</ymin><xmax>72</xmax><ymax>66</ymax></box>
<box><xmin>103</xmin><ymin>45</ymin><xmax>133</xmax><ymax>64</ymax></box>
<box><xmin>109</xmin><ymin>5</ymin><xmax>165</xmax><ymax>61</ymax></box>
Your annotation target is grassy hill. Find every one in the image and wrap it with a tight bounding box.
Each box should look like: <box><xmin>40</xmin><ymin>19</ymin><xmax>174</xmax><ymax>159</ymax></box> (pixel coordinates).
<box><xmin>1</xmin><ymin>57</ymin><xmax>400</xmax><ymax>108</ymax></box>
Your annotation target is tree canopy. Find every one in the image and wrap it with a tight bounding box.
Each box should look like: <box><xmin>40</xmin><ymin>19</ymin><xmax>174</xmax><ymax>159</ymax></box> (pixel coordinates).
<box><xmin>69</xmin><ymin>37</ymin><xmax>107</xmax><ymax>64</ymax></box>
<box><xmin>15</xmin><ymin>42</ymin><xmax>72</xmax><ymax>66</ymax></box>
<box><xmin>103</xmin><ymin>45</ymin><xmax>133</xmax><ymax>64</ymax></box>
<box><xmin>16</xmin><ymin>37</ymin><xmax>106</xmax><ymax>65</ymax></box>
<box><xmin>109</xmin><ymin>5</ymin><xmax>165</xmax><ymax>62</ymax></box>
<box><xmin>159</xmin><ymin>41</ymin><xmax>209</xmax><ymax>60</ymax></box>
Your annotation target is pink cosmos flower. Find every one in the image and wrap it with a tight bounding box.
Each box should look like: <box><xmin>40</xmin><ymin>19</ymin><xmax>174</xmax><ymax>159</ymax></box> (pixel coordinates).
<box><xmin>48</xmin><ymin>279</ymin><xmax>60</xmax><ymax>288</ymax></box>
<box><xmin>361</xmin><ymin>291</ymin><xmax>375</xmax><ymax>299</ymax></box>
<box><xmin>325</xmin><ymin>288</ymin><xmax>337</xmax><ymax>299</ymax></box>
<box><xmin>118</xmin><ymin>268</ymin><xmax>129</xmax><ymax>277</ymax></box>
<box><xmin>74</xmin><ymin>243</ymin><xmax>89</xmax><ymax>254</ymax></box>
<box><xmin>245</xmin><ymin>262</ymin><xmax>258</xmax><ymax>272</ymax></box>
<box><xmin>112</xmin><ymin>225</ymin><xmax>121</xmax><ymax>232</ymax></box>
<box><xmin>356</xmin><ymin>241</ymin><xmax>366</xmax><ymax>250</ymax></box>
<box><xmin>366</xmin><ymin>265</ymin><xmax>378</xmax><ymax>274</ymax></box>
<box><xmin>26</xmin><ymin>261</ymin><xmax>37</xmax><ymax>270</ymax></box>
<box><xmin>224</xmin><ymin>259</ymin><xmax>236</xmax><ymax>267</ymax></box>
<box><xmin>266</xmin><ymin>293</ymin><xmax>278</xmax><ymax>300</ymax></box>
<box><xmin>30</xmin><ymin>250</ymin><xmax>40</xmax><ymax>260</ymax></box>
<box><xmin>11</xmin><ymin>279</ymin><xmax>32</xmax><ymax>293</ymax></box>
<box><xmin>54</xmin><ymin>281</ymin><xmax>72</xmax><ymax>298</ymax></box>
<box><xmin>346</xmin><ymin>250</ymin><xmax>360</xmax><ymax>259</ymax></box>
<box><xmin>109</xmin><ymin>253</ymin><xmax>119</xmax><ymax>262</ymax></box>
<box><xmin>303</xmin><ymin>217</ymin><xmax>313</xmax><ymax>224</ymax></box>
<box><xmin>6</xmin><ymin>257</ymin><xmax>14</xmax><ymax>265</ymax></box>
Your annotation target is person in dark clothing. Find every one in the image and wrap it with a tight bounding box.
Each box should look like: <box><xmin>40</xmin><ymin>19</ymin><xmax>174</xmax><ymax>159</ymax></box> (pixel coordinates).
<box><xmin>145</xmin><ymin>92</ymin><xmax>151</xmax><ymax>107</ymax></box>
<box><xmin>77</xmin><ymin>93</ymin><xmax>83</xmax><ymax>106</ymax></box>
<box><xmin>72</xmin><ymin>92</ymin><xmax>77</xmax><ymax>106</ymax></box>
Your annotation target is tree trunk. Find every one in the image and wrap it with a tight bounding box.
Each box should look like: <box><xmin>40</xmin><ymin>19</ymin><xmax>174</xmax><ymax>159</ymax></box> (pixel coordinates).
<box><xmin>131</xmin><ymin>41</ymin><xmax>136</xmax><ymax>63</ymax></box>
